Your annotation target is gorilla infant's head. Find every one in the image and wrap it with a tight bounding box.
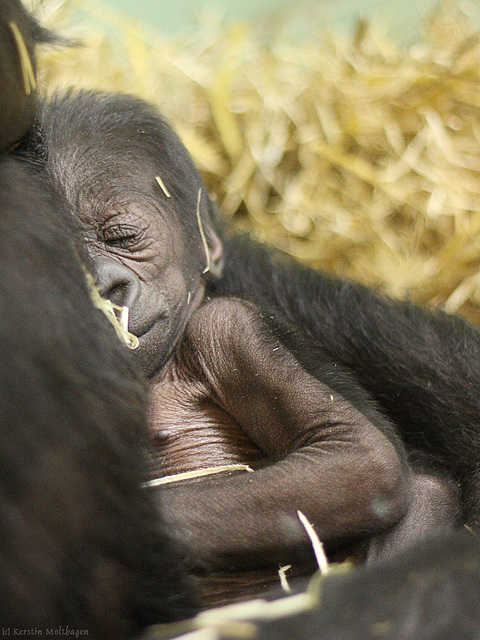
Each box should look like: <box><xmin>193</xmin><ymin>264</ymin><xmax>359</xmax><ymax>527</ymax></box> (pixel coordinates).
<box><xmin>20</xmin><ymin>90</ymin><xmax>224</xmax><ymax>375</ymax></box>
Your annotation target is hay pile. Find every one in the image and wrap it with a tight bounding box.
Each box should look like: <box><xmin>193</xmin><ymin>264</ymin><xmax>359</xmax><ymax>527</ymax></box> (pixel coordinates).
<box><xmin>35</xmin><ymin>0</ymin><xmax>480</xmax><ymax>324</ymax></box>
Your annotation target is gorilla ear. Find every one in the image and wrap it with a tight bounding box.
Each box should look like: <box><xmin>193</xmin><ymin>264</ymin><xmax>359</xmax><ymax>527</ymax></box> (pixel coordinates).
<box><xmin>198</xmin><ymin>191</ymin><xmax>224</xmax><ymax>280</ymax></box>
<box><xmin>203</xmin><ymin>226</ymin><xmax>224</xmax><ymax>280</ymax></box>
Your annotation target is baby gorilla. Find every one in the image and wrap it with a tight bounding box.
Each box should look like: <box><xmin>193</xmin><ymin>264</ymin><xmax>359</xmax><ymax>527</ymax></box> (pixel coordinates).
<box><xmin>18</xmin><ymin>90</ymin><xmax>470</xmax><ymax>604</ymax></box>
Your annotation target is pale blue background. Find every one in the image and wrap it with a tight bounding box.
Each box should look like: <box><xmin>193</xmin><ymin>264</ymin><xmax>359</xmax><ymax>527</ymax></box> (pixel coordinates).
<box><xmin>101</xmin><ymin>0</ymin><xmax>442</xmax><ymax>42</ymax></box>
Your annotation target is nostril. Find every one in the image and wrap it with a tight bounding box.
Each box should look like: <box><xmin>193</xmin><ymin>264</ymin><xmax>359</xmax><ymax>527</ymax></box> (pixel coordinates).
<box><xmin>101</xmin><ymin>281</ymin><xmax>127</xmax><ymax>307</ymax></box>
<box><xmin>95</xmin><ymin>259</ymin><xmax>141</xmax><ymax>309</ymax></box>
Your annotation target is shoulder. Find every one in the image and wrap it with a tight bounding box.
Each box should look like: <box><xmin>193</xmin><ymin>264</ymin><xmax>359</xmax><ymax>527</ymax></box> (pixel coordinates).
<box><xmin>185</xmin><ymin>296</ymin><xmax>265</xmax><ymax>346</ymax></box>
<box><xmin>179</xmin><ymin>296</ymin><xmax>275</xmax><ymax>384</ymax></box>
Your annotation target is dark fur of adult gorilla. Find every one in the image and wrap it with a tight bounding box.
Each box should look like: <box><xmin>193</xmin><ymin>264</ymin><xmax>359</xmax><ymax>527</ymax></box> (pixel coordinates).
<box><xmin>0</xmin><ymin>0</ymin><xmax>52</xmax><ymax>150</ymax></box>
<box><xmin>0</xmin><ymin>157</ymin><xmax>195</xmax><ymax>635</ymax></box>
<box><xmin>18</xmin><ymin>89</ymin><xmax>480</xmax><ymax>603</ymax></box>
<box><xmin>139</xmin><ymin>529</ymin><xmax>480</xmax><ymax>640</ymax></box>
<box><xmin>1</xmin><ymin>1</ymin><xmax>195</xmax><ymax>633</ymax></box>
<box><xmin>274</xmin><ymin>530</ymin><xmax>480</xmax><ymax>640</ymax></box>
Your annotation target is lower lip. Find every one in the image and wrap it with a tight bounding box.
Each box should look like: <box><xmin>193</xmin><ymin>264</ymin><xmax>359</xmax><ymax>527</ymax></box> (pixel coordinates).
<box><xmin>132</xmin><ymin>311</ymin><xmax>169</xmax><ymax>341</ymax></box>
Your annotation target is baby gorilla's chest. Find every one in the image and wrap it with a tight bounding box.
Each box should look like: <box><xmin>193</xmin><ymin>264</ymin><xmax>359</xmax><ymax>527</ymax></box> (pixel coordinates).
<box><xmin>148</xmin><ymin>376</ymin><xmax>266</xmax><ymax>478</ymax></box>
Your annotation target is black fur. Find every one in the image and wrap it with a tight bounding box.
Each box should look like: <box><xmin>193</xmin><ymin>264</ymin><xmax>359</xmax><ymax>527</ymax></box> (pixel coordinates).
<box><xmin>0</xmin><ymin>157</ymin><xmax>195</xmax><ymax>635</ymax></box>
<box><xmin>211</xmin><ymin>235</ymin><xmax>480</xmax><ymax>524</ymax></box>
<box><xmin>0</xmin><ymin>0</ymin><xmax>52</xmax><ymax>151</ymax></box>
<box><xmin>148</xmin><ymin>530</ymin><xmax>480</xmax><ymax>640</ymax></box>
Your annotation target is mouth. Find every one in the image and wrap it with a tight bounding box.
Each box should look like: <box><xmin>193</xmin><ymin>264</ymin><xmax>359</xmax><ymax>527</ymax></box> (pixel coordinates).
<box><xmin>131</xmin><ymin>309</ymin><xmax>169</xmax><ymax>341</ymax></box>
<box><xmin>130</xmin><ymin>312</ymin><xmax>177</xmax><ymax>377</ymax></box>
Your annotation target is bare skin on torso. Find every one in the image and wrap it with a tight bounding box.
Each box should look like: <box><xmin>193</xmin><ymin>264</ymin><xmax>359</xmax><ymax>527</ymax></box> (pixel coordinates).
<box><xmin>146</xmin><ymin>297</ymin><xmax>458</xmax><ymax>607</ymax></box>
<box><xmin>149</xmin><ymin>358</ymin><xmax>266</xmax><ymax>479</ymax></box>
<box><xmin>145</xmin><ymin>297</ymin><xmax>419</xmax><ymax>602</ymax></box>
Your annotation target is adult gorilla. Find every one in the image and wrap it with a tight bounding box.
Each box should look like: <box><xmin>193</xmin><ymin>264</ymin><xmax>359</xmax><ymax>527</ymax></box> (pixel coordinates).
<box><xmin>0</xmin><ymin>2</ymin><xmax>195</xmax><ymax>635</ymax></box>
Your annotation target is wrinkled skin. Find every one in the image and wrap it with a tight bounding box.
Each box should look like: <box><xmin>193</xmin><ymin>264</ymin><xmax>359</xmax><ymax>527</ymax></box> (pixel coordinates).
<box><xmin>81</xmin><ymin>185</ymin><xmax>208</xmax><ymax>374</ymax></box>
<box><xmin>19</xmin><ymin>90</ymin><xmax>480</xmax><ymax>607</ymax></box>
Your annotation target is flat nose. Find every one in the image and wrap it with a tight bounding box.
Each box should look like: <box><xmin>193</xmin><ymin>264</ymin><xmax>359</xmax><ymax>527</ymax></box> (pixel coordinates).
<box><xmin>95</xmin><ymin>258</ymin><xmax>141</xmax><ymax>309</ymax></box>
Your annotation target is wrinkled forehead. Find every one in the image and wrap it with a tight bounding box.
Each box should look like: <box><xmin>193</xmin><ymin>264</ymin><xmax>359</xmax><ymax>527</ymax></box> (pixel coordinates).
<box><xmin>36</xmin><ymin>92</ymin><xmax>208</xmax><ymax>246</ymax></box>
<box><xmin>44</xmin><ymin>99</ymin><xmax>201</xmax><ymax>199</ymax></box>
<box><xmin>51</xmin><ymin>159</ymin><xmax>203</xmax><ymax>276</ymax></box>
<box><xmin>50</xmin><ymin>139</ymin><xmax>196</xmax><ymax>226</ymax></box>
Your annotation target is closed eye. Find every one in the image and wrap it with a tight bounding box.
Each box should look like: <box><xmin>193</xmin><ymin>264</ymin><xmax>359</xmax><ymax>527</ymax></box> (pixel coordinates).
<box><xmin>101</xmin><ymin>224</ymin><xmax>145</xmax><ymax>250</ymax></box>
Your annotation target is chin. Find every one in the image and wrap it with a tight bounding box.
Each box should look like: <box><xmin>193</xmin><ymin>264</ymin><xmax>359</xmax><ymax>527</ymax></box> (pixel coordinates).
<box><xmin>131</xmin><ymin>335</ymin><xmax>170</xmax><ymax>378</ymax></box>
<box><xmin>130</xmin><ymin>301</ymin><xmax>193</xmax><ymax>377</ymax></box>
<box><xmin>128</xmin><ymin>313</ymin><xmax>175</xmax><ymax>375</ymax></box>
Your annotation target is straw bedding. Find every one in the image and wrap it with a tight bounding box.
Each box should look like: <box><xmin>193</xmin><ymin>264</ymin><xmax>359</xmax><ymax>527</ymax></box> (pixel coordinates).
<box><xmin>34</xmin><ymin>0</ymin><xmax>480</xmax><ymax>325</ymax></box>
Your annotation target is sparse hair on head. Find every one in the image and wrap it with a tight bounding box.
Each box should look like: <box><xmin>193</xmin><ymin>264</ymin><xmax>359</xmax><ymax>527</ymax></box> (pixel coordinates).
<box><xmin>16</xmin><ymin>88</ymin><xmax>221</xmax><ymax>268</ymax></box>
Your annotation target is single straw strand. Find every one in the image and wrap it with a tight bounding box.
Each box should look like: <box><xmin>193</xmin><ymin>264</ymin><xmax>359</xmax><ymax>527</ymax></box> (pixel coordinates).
<box><xmin>196</xmin><ymin>188</ymin><xmax>211</xmax><ymax>274</ymax></box>
<box><xmin>155</xmin><ymin>175</ymin><xmax>171</xmax><ymax>197</ymax></box>
<box><xmin>297</xmin><ymin>510</ymin><xmax>329</xmax><ymax>575</ymax></box>
<box><xmin>144</xmin><ymin>464</ymin><xmax>254</xmax><ymax>487</ymax></box>
<box><xmin>9</xmin><ymin>21</ymin><xmax>36</xmax><ymax>95</ymax></box>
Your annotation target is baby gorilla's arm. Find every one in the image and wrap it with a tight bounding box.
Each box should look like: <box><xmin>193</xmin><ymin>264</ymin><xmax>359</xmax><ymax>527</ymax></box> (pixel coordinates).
<box><xmin>151</xmin><ymin>297</ymin><xmax>410</xmax><ymax>571</ymax></box>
